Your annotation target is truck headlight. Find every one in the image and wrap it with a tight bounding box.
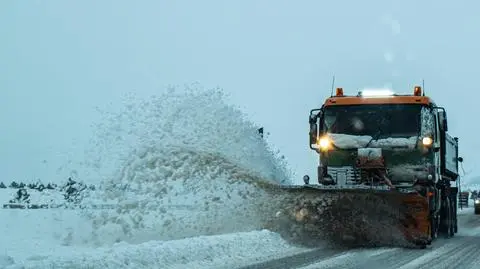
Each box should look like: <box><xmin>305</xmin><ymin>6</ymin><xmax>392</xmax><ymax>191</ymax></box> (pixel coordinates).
<box><xmin>422</xmin><ymin>137</ymin><xmax>433</xmax><ymax>146</ymax></box>
<box><xmin>475</xmin><ymin>199</ymin><xmax>480</xmax><ymax>204</ymax></box>
<box><xmin>317</xmin><ymin>136</ymin><xmax>331</xmax><ymax>151</ymax></box>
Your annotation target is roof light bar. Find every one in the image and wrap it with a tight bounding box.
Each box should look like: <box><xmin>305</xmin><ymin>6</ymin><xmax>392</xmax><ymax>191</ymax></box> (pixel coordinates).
<box><xmin>359</xmin><ymin>89</ymin><xmax>395</xmax><ymax>97</ymax></box>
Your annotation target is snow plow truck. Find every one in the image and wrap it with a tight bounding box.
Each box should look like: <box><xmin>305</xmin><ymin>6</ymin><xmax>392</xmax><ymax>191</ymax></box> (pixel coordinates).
<box><xmin>271</xmin><ymin>85</ymin><xmax>463</xmax><ymax>249</ymax></box>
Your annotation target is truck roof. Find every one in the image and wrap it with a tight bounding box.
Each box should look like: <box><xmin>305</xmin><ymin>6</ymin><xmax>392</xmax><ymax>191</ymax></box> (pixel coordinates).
<box><xmin>323</xmin><ymin>95</ymin><xmax>432</xmax><ymax>107</ymax></box>
<box><xmin>323</xmin><ymin>87</ymin><xmax>433</xmax><ymax>107</ymax></box>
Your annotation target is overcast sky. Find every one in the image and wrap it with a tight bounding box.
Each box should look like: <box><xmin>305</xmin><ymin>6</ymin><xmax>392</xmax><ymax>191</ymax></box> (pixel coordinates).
<box><xmin>1</xmin><ymin>0</ymin><xmax>479</xmax><ymax>184</ymax></box>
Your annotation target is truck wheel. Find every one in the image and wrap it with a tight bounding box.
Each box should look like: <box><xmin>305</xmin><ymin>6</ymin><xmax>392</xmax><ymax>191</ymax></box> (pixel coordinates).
<box><xmin>441</xmin><ymin>198</ymin><xmax>453</xmax><ymax>238</ymax></box>
<box><xmin>430</xmin><ymin>214</ymin><xmax>439</xmax><ymax>240</ymax></box>
<box><xmin>448</xmin><ymin>198</ymin><xmax>455</xmax><ymax>237</ymax></box>
<box><xmin>454</xmin><ymin>203</ymin><xmax>458</xmax><ymax>233</ymax></box>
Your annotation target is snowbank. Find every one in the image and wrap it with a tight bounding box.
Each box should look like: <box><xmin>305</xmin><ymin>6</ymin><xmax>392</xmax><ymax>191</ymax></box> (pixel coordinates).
<box><xmin>2</xmin><ymin>229</ymin><xmax>310</xmax><ymax>269</ymax></box>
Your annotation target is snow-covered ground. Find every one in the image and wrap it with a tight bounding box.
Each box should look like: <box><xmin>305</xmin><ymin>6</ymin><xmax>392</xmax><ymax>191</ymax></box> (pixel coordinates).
<box><xmin>0</xmin><ymin>210</ymin><xmax>309</xmax><ymax>269</ymax></box>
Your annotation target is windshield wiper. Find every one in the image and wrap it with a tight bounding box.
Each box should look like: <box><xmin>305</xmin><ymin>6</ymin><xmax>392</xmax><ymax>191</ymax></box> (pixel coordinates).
<box><xmin>364</xmin><ymin>116</ymin><xmax>391</xmax><ymax>148</ymax></box>
<box><xmin>365</xmin><ymin>129</ymin><xmax>381</xmax><ymax>148</ymax></box>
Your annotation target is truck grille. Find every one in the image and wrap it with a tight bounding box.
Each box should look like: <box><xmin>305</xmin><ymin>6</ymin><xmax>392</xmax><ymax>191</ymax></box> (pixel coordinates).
<box><xmin>327</xmin><ymin>166</ymin><xmax>399</xmax><ymax>185</ymax></box>
<box><xmin>327</xmin><ymin>166</ymin><xmax>361</xmax><ymax>185</ymax></box>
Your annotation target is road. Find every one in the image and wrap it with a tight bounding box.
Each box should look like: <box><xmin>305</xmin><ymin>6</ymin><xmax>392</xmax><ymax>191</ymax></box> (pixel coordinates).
<box><xmin>240</xmin><ymin>208</ymin><xmax>480</xmax><ymax>269</ymax></box>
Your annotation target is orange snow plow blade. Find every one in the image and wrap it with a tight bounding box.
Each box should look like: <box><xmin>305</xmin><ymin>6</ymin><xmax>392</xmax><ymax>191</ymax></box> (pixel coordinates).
<box><xmin>263</xmin><ymin>185</ymin><xmax>432</xmax><ymax>248</ymax></box>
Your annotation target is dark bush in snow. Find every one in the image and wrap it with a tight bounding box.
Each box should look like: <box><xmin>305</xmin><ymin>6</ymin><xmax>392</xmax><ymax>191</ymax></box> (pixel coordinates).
<box><xmin>60</xmin><ymin>177</ymin><xmax>88</xmax><ymax>204</ymax></box>
<box><xmin>9</xmin><ymin>188</ymin><xmax>30</xmax><ymax>204</ymax></box>
<box><xmin>2</xmin><ymin>178</ymin><xmax>95</xmax><ymax>207</ymax></box>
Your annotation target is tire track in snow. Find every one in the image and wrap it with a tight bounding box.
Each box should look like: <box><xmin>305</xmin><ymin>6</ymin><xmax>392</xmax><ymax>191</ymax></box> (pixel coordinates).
<box><xmin>236</xmin><ymin>247</ymin><xmax>349</xmax><ymax>269</ymax></box>
<box><xmin>352</xmin><ymin>236</ymin><xmax>475</xmax><ymax>269</ymax></box>
<box><xmin>397</xmin><ymin>236</ymin><xmax>480</xmax><ymax>269</ymax></box>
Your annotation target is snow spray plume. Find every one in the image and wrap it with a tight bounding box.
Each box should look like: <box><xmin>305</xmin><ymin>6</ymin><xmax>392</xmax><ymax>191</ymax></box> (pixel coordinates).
<box><xmin>81</xmin><ymin>85</ymin><xmax>294</xmax><ymax>246</ymax></box>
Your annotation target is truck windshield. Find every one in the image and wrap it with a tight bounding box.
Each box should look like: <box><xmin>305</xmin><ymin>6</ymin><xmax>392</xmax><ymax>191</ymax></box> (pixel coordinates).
<box><xmin>322</xmin><ymin>104</ymin><xmax>422</xmax><ymax>138</ymax></box>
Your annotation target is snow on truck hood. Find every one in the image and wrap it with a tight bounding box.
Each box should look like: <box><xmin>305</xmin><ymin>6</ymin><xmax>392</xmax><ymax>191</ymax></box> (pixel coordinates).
<box><xmin>327</xmin><ymin>133</ymin><xmax>418</xmax><ymax>149</ymax></box>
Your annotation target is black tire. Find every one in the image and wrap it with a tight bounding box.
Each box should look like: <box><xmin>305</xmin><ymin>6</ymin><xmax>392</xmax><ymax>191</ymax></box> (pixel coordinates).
<box><xmin>430</xmin><ymin>213</ymin><xmax>439</xmax><ymax>240</ymax></box>
<box><xmin>448</xmin><ymin>198</ymin><xmax>455</xmax><ymax>237</ymax></box>
<box><xmin>454</xmin><ymin>204</ymin><xmax>458</xmax><ymax>233</ymax></box>
<box><xmin>440</xmin><ymin>197</ymin><xmax>454</xmax><ymax>238</ymax></box>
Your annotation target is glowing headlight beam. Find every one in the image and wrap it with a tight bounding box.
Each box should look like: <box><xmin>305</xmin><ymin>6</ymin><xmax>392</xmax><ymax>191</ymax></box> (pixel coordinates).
<box><xmin>422</xmin><ymin>137</ymin><xmax>433</xmax><ymax>146</ymax></box>
<box><xmin>317</xmin><ymin>136</ymin><xmax>331</xmax><ymax>151</ymax></box>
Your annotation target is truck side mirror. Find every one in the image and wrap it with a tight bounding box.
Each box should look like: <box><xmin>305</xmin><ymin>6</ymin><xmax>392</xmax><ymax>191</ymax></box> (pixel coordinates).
<box><xmin>438</xmin><ymin>110</ymin><xmax>448</xmax><ymax>132</ymax></box>
<box><xmin>318</xmin><ymin>114</ymin><xmax>324</xmax><ymax>133</ymax></box>
<box><xmin>309</xmin><ymin>119</ymin><xmax>318</xmax><ymax>146</ymax></box>
<box><xmin>309</xmin><ymin>109</ymin><xmax>323</xmax><ymax>149</ymax></box>
<box><xmin>442</xmin><ymin>111</ymin><xmax>448</xmax><ymax>132</ymax></box>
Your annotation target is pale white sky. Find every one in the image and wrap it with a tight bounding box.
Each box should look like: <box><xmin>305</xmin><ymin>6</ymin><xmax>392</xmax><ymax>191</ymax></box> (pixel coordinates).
<box><xmin>1</xmin><ymin>0</ymin><xmax>479</xmax><ymax>184</ymax></box>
